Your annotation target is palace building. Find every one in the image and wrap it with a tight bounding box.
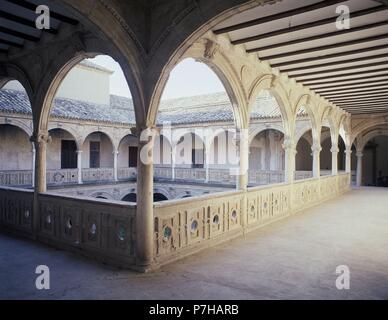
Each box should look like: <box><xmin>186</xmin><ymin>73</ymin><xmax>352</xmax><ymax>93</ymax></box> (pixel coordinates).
<box><xmin>0</xmin><ymin>0</ymin><xmax>388</xmax><ymax>299</ymax></box>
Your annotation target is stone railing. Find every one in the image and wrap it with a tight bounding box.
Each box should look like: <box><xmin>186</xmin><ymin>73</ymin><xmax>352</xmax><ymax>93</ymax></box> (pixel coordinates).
<box><xmin>0</xmin><ymin>170</ymin><xmax>33</xmax><ymax>186</ymax></box>
<box><xmin>118</xmin><ymin>167</ymin><xmax>137</xmax><ymax>180</ymax></box>
<box><xmin>154</xmin><ymin>166</ymin><xmax>173</xmax><ymax>179</ymax></box>
<box><xmin>153</xmin><ymin>173</ymin><xmax>351</xmax><ymax>265</ymax></box>
<box><xmin>294</xmin><ymin>171</ymin><xmax>313</xmax><ymax>180</ymax></box>
<box><xmin>0</xmin><ymin>173</ymin><xmax>350</xmax><ymax>269</ymax></box>
<box><xmin>0</xmin><ymin>186</ymin><xmax>136</xmax><ymax>268</ymax></box>
<box><xmin>82</xmin><ymin>168</ymin><xmax>114</xmax><ymax>182</ymax></box>
<box><xmin>47</xmin><ymin>169</ymin><xmax>78</xmax><ymax>185</ymax></box>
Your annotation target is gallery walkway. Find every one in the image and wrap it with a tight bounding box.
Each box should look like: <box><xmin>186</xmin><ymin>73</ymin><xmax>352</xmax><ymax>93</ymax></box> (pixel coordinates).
<box><xmin>1</xmin><ymin>187</ymin><xmax>387</xmax><ymax>300</ymax></box>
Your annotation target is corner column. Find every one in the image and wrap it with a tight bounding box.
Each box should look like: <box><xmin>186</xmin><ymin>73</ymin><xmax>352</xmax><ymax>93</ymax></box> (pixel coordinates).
<box><xmin>76</xmin><ymin>150</ymin><xmax>83</xmax><ymax>184</ymax></box>
<box><xmin>356</xmin><ymin>151</ymin><xmax>363</xmax><ymax>187</ymax></box>
<box><xmin>136</xmin><ymin>128</ymin><xmax>155</xmax><ymax>269</ymax></box>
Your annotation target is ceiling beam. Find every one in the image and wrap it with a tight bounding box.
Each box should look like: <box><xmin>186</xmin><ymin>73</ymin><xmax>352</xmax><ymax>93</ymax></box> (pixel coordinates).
<box><xmin>0</xmin><ymin>38</ymin><xmax>23</xmax><ymax>48</ymax></box>
<box><xmin>0</xmin><ymin>26</ymin><xmax>39</xmax><ymax>42</ymax></box>
<box><xmin>350</xmin><ymin>110</ymin><xmax>388</xmax><ymax>115</ymax></box>
<box><xmin>269</xmin><ymin>43</ymin><xmax>388</xmax><ymax>68</ymax></box>
<box><xmin>302</xmin><ymin>73</ymin><xmax>388</xmax><ymax>86</ymax></box>
<box><xmin>232</xmin><ymin>5</ymin><xmax>387</xmax><ymax>45</ymax></box>
<box><xmin>292</xmin><ymin>67</ymin><xmax>388</xmax><ymax>81</ymax></box>
<box><xmin>336</xmin><ymin>100</ymin><xmax>388</xmax><ymax>106</ymax></box>
<box><xmin>313</xmin><ymin>79</ymin><xmax>388</xmax><ymax>91</ymax></box>
<box><xmin>331</xmin><ymin>94</ymin><xmax>388</xmax><ymax>102</ymax></box>
<box><xmin>287</xmin><ymin>60</ymin><xmax>388</xmax><ymax>78</ymax></box>
<box><xmin>213</xmin><ymin>0</ymin><xmax>345</xmax><ymax>34</ymax></box>
<box><xmin>247</xmin><ymin>19</ymin><xmax>388</xmax><ymax>53</ymax></box>
<box><xmin>342</xmin><ymin>107</ymin><xmax>388</xmax><ymax>112</ymax></box>
<box><xmin>280</xmin><ymin>53</ymin><xmax>388</xmax><ymax>73</ymax></box>
<box><xmin>321</xmin><ymin>87</ymin><xmax>388</xmax><ymax>97</ymax></box>
<box><xmin>5</xmin><ymin>0</ymin><xmax>79</xmax><ymax>25</ymax></box>
<box><xmin>0</xmin><ymin>10</ymin><xmax>57</xmax><ymax>35</ymax></box>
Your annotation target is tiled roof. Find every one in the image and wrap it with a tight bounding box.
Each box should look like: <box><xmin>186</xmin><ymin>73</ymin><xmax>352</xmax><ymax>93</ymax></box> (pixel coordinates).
<box><xmin>0</xmin><ymin>89</ymin><xmax>296</xmax><ymax>126</ymax></box>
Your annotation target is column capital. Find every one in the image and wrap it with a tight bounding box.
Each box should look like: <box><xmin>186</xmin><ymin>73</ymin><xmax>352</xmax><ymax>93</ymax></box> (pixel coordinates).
<box><xmin>330</xmin><ymin>146</ymin><xmax>339</xmax><ymax>153</ymax></box>
<box><xmin>344</xmin><ymin>149</ymin><xmax>352</xmax><ymax>155</ymax></box>
<box><xmin>356</xmin><ymin>151</ymin><xmax>363</xmax><ymax>158</ymax></box>
<box><xmin>311</xmin><ymin>144</ymin><xmax>322</xmax><ymax>153</ymax></box>
<box><xmin>76</xmin><ymin>150</ymin><xmax>83</xmax><ymax>155</ymax></box>
<box><xmin>30</xmin><ymin>132</ymin><xmax>51</xmax><ymax>144</ymax></box>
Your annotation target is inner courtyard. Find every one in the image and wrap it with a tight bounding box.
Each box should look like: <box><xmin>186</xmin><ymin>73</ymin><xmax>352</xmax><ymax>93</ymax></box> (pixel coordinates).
<box><xmin>0</xmin><ymin>0</ymin><xmax>388</xmax><ymax>300</ymax></box>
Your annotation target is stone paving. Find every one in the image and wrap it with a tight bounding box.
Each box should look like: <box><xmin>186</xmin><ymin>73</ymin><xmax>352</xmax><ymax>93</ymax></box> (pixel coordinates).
<box><xmin>1</xmin><ymin>187</ymin><xmax>388</xmax><ymax>300</ymax></box>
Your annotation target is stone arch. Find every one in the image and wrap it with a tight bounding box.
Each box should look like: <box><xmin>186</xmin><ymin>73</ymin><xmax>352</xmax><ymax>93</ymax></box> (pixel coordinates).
<box><xmin>33</xmin><ymin>45</ymin><xmax>142</xmax><ymax>136</ymax></box>
<box><xmin>148</xmin><ymin>40</ymin><xmax>248</xmax><ymax>130</ymax></box>
<box><xmin>0</xmin><ymin>63</ymin><xmax>34</xmax><ymax>103</ymax></box>
<box><xmin>351</xmin><ymin>118</ymin><xmax>388</xmax><ymax>145</ymax></box>
<box><xmin>0</xmin><ymin>118</ymin><xmax>32</xmax><ymax>137</ymax></box>
<box><xmin>359</xmin><ymin>129</ymin><xmax>388</xmax><ymax>151</ymax></box>
<box><xmin>249</xmin><ymin>128</ymin><xmax>285</xmax><ymax>172</ymax></box>
<box><xmin>121</xmin><ymin>193</ymin><xmax>137</xmax><ymax>202</ymax></box>
<box><xmin>207</xmin><ymin>128</ymin><xmax>238</xmax><ymax>167</ymax></box>
<box><xmin>48</xmin><ymin>125</ymin><xmax>82</xmax><ymax>150</ymax></box>
<box><xmin>82</xmin><ymin>131</ymin><xmax>115</xmax><ymax>168</ymax></box>
<box><xmin>249</xmin><ymin>125</ymin><xmax>285</xmax><ymax>146</ymax></box>
<box><xmin>248</xmin><ymin>75</ymin><xmax>292</xmax><ymax>137</ymax></box>
<box><xmin>90</xmin><ymin>191</ymin><xmax>114</xmax><ymax>200</ymax></box>
<box><xmin>292</xmin><ymin>94</ymin><xmax>320</xmax><ymax>147</ymax></box>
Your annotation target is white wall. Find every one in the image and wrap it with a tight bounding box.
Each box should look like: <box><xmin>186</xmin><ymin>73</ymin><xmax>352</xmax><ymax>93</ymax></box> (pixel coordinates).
<box><xmin>56</xmin><ymin>64</ymin><xmax>112</xmax><ymax>105</ymax></box>
<box><xmin>0</xmin><ymin>125</ymin><xmax>32</xmax><ymax>170</ymax></box>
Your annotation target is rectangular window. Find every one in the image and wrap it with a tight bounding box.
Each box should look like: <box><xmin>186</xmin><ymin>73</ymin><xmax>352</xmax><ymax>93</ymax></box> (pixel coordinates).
<box><xmin>90</xmin><ymin>141</ymin><xmax>100</xmax><ymax>168</ymax></box>
<box><xmin>61</xmin><ymin>140</ymin><xmax>77</xmax><ymax>169</ymax></box>
<box><xmin>128</xmin><ymin>146</ymin><xmax>138</xmax><ymax>167</ymax></box>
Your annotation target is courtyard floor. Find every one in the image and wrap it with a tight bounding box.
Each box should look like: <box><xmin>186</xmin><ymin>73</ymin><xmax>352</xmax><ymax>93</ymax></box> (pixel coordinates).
<box><xmin>1</xmin><ymin>187</ymin><xmax>388</xmax><ymax>299</ymax></box>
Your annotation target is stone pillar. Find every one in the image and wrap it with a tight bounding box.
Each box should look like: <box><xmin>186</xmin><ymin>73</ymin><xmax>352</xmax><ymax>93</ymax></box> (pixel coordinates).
<box><xmin>356</xmin><ymin>151</ymin><xmax>363</xmax><ymax>187</ymax></box>
<box><xmin>31</xmin><ymin>132</ymin><xmax>50</xmax><ymax>193</ymax></box>
<box><xmin>331</xmin><ymin>145</ymin><xmax>339</xmax><ymax>175</ymax></box>
<box><xmin>311</xmin><ymin>144</ymin><xmax>321</xmax><ymax>178</ymax></box>
<box><xmin>283</xmin><ymin>138</ymin><xmax>296</xmax><ymax>184</ymax></box>
<box><xmin>204</xmin><ymin>149</ymin><xmax>210</xmax><ymax>183</ymax></box>
<box><xmin>113</xmin><ymin>149</ymin><xmax>119</xmax><ymax>182</ymax></box>
<box><xmin>31</xmin><ymin>146</ymin><xmax>36</xmax><ymax>188</ymax></box>
<box><xmin>136</xmin><ymin>128</ymin><xmax>155</xmax><ymax>269</ymax></box>
<box><xmin>31</xmin><ymin>132</ymin><xmax>50</xmax><ymax>234</ymax></box>
<box><xmin>345</xmin><ymin>147</ymin><xmax>352</xmax><ymax>173</ymax></box>
<box><xmin>171</xmin><ymin>148</ymin><xmax>176</xmax><ymax>181</ymax></box>
<box><xmin>236</xmin><ymin>129</ymin><xmax>249</xmax><ymax>191</ymax></box>
<box><xmin>76</xmin><ymin>150</ymin><xmax>83</xmax><ymax>184</ymax></box>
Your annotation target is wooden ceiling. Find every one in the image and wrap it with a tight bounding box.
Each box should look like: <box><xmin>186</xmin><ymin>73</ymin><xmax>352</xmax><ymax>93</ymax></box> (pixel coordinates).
<box><xmin>214</xmin><ymin>0</ymin><xmax>388</xmax><ymax>115</ymax></box>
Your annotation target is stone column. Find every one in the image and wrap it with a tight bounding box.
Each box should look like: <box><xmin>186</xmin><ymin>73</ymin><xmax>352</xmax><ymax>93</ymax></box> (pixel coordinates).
<box><xmin>204</xmin><ymin>148</ymin><xmax>210</xmax><ymax>183</ymax></box>
<box><xmin>283</xmin><ymin>138</ymin><xmax>296</xmax><ymax>184</ymax></box>
<box><xmin>331</xmin><ymin>145</ymin><xmax>339</xmax><ymax>175</ymax></box>
<box><xmin>345</xmin><ymin>147</ymin><xmax>352</xmax><ymax>173</ymax></box>
<box><xmin>31</xmin><ymin>146</ymin><xmax>36</xmax><ymax>188</ymax></box>
<box><xmin>113</xmin><ymin>149</ymin><xmax>119</xmax><ymax>182</ymax></box>
<box><xmin>356</xmin><ymin>151</ymin><xmax>363</xmax><ymax>187</ymax></box>
<box><xmin>76</xmin><ymin>150</ymin><xmax>83</xmax><ymax>184</ymax></box>
<box><xmin>136</xmin><ymin>128</ymin><xmax>155</xmax><ymax>269</ymax></box>
<box><xmin>31</xmin><ymin>132</ymin><xmax>50</xmax><ymax>193</ymax></box>
<box><xmin>311</xmin><ymin>143</ymin><xmax>321</xmax><ymax>178</ymax></box>
<box><xmin>31</xmin><ymin>132</ymin><xmax>50</xmax><ymax>234</ymax></box>
<box><xmin>171</xmin><ymin>148</ymin><xmax>176</xmax><ymax>181</ymax></box>
<box><xmin>236</xmin><ymin>129</ymin><xmax>249</xmax><ymax>191</ymax></box>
